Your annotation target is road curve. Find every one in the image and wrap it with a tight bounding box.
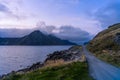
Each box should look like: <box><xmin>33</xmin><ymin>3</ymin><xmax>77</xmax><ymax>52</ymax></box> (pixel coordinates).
<box><xmin>83</xmin><ymin>46</ymin><xmax>120</xmax><ymax>80</ymax></box>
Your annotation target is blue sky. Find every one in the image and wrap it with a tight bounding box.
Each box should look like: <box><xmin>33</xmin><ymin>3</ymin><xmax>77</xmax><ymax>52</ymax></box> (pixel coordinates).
<box><xmin>0</xmin><ymin>0</ymin><xmax>119</xmax><ymax>44</ymax></box>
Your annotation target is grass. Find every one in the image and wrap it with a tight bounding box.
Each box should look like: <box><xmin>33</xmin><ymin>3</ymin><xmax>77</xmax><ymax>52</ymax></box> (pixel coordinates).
<box><xmin>2</xmin><ymin>62</ymin><xmax>93</xmax><ymax>80</ymax></box>
<box><xmin>95</xmin><ymin>52</ymin><xmax>120</xmax><ymax>67</ymax></box>
<box><xmin>87</xmin><ymin>23</ymin><xmax>120</xmax><ymax>67</ymax></box>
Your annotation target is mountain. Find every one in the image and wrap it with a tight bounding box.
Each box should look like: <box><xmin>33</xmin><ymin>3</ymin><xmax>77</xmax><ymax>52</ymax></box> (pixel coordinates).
<box><xmin>87</xmin><ymin>23</ymin><xmax>120</xmax><ymax>67</ymax></box>
<box><xmin>0</xmin><ymin>30</ymin><xmax>76</xmax><ymax>45</ymax></box>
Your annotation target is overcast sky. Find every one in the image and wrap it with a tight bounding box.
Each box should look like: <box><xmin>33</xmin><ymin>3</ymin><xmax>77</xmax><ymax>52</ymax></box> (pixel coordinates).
<box><xmin>0</xmin><ymin>0</ymin><xmax>119</xmax><ymax>44</ymax></box>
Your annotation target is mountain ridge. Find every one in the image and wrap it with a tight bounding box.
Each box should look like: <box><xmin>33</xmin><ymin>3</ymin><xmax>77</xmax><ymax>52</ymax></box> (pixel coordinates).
<box><xmin>0</xmin><ymin>30</ymin><xmax>76</xmax><ymax>45</ymax></box>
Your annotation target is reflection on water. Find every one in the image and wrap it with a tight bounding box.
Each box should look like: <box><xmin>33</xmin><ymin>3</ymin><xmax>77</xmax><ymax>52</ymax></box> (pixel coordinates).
<box><xmin>0</xmin><ymin>46</ymin><xmax>71</xmax><ymax>75</ymax></box>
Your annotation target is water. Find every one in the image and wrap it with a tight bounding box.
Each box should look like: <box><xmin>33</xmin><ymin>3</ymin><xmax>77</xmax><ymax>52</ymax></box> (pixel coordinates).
<box><xmin>0</xmin><ymin>46</ymin><xmax>71</xmax><ymax>75</ymax></box>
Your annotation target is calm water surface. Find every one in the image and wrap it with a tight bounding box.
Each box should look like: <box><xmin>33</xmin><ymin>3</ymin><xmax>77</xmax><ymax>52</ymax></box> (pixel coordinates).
<box><xmin>0</xmin><ymin>46</ymin><xmax>71</xmax><ymax>75</ymax></box>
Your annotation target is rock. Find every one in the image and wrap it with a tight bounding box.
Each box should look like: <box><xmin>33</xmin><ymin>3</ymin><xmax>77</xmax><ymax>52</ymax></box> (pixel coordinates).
<box><xmin>115</xmin><ymin>33</ymin><xmax>120</xmax><ymax>45</ymax></box>
<box><xmin>45</xmin><ymin>50</ymin><xmax>73</xmax><ymax>62</ymax></box>
<box><xmin>17</xmin><ymin>62</ymin><xmax>43</xmax><ymax>73</ymax></box>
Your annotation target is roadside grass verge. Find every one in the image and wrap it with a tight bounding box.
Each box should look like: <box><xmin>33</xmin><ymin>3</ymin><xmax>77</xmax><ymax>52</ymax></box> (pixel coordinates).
<box><xmin>2</xmin><ymin>62</ymin><xmax>93</xmax><ymax>80</ymax></box>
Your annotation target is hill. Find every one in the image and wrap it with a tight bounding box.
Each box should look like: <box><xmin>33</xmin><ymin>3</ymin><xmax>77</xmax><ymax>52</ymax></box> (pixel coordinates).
<box><xmin>87</xmin><ymin>23</ymin><xmax>120</xmax><ymax>67</ymax></box>
<box><xmin>0</xmin><ymin>30</ymin><xmax>76</xmax><ymax>45</ymax></box>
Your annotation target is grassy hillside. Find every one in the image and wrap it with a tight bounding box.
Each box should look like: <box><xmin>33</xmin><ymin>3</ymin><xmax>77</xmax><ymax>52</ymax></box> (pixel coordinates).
<box><xmin>87</xmin><ymin>23</ymin><xmax>120</xmax><ymax>67</ymax></box>
<box><xmin>2</xmin><ymin>62</ymin><xmax>92</xmax><ymax>80</ymax></box>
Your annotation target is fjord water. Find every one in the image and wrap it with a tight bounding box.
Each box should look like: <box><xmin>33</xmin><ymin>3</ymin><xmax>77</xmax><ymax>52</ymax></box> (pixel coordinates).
<box><xmin>0</xmin><ymin>46</ymin><xmax>71</xmax><ymax>75</ymax></box>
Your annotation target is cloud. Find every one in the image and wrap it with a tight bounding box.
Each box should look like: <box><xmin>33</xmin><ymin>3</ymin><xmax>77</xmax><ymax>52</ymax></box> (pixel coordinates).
<box><xmin>35</xmin><ymin>21</ymin><xmax>56</xmax><ymax>34</ymax></box>
<box><xmin>53</xmin><ymin>25</ymin><xmax>91</xmax><ymax>44</ymax></box>
<box><xmin>0</xmin><ymin>3</ymin><xmax>10</xmax><ymax>13</ymax></box>
<box><xmin>0</xmin><ymin>28</ymin><xmax>32</xmax><ymax>37</ymax></box>
<box><xmin>35</xmin><ymin>21</ymin><xmax>91</xmax><ymax>44</ymax></box>
<box><xmin>49</xmin><ymin>0</ymin><xmax>80</xmax><ymax>4</ymax></box>
<box><xmin>93</xmin><ymin>1</ymin><xmax>120</xmax><ymax>28</ymax></box>
<box><xmin>0</xmin><ymin>2</ymin><xmax>20</xmax><ymax>20</ymax></box>
<box><xmin>0</xmin><ymin>0</ymin><xmax>34</xmax><ymax>20</ymax></box>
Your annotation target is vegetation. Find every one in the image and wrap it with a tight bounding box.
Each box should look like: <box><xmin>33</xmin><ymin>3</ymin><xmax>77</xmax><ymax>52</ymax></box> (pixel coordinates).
<box><xmin>87</xmin><ymin>23</ymin><xmax>120</xmax><ymax>67</ymax></box>
<box><xmin>2</xmin><ymin>62</ymin><xmax>92</xmax><ymax>80</ymax></box>
<box><xmin>69</xmin><ymin>45</ymin><xmax>82</xmax><ymax>51</ymax></box>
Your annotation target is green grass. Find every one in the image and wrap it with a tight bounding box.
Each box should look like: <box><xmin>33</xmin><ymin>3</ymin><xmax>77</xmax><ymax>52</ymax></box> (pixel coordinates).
<box><xmin>2</xmin><ymin>62</ymin><xmax>93</xmax><ymax>80</ymax></box>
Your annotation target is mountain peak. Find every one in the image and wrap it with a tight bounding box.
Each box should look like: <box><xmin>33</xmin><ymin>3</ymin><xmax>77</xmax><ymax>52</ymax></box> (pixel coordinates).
<box><xmin>0</xmin><ymin>30</ymin><xmax>76</xmax><ymax>45</ymax></box>
<box><xmin>28</xmin><ymin>30</ymin><xmax>45</xmax><ymax>37</ymax></box>
<box><xmin>30</xmin><ymin>30</ymin><xmax>43</xmax><ymax>34</ymax></box>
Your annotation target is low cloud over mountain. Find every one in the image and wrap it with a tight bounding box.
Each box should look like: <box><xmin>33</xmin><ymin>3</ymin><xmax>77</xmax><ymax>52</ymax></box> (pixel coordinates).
<box><xmin>54</xmin><ymin>26</ymin><xmax>91</xmax><ymax>44</ymax></box>
<box><xmin>0</xmin><ymin>24</ymin><xmax>91</xmax><ymax>44</ymax></box>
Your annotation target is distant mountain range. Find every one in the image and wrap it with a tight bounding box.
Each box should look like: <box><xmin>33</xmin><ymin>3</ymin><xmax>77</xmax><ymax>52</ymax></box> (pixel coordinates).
<box><xmin>0</xmin><ymin>30</ymin><xmax>76</xmax><ymax>45</ymax></box>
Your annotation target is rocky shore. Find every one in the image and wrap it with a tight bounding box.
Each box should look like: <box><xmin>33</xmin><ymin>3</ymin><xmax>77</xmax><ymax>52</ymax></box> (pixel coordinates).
<box><xmin>0</xmin><ymin>46</ymin><xmax>85</xmax><ymax>79</ymax></box>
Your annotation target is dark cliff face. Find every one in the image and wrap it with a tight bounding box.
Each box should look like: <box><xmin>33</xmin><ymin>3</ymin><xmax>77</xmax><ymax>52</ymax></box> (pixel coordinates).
<box><xmin>115</xmin><ymin>33</ymin><xmax>120</xmax><ymax>45</ymax></box>
<box><xmin>0</xmin><ymin>30</ymin><xmax>76</xmax><ymax>45</ymax></box>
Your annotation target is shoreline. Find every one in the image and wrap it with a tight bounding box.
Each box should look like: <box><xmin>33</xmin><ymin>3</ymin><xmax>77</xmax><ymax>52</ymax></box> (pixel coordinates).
<box><xmin>0</xmin><ymin>46</ymin><xmax>85</xmax><ymax>79</ymax></box>
<box><xmin>0</xmin><ymin>46</ymin><xmax>71</xmax><ymax>77</ymax></box>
